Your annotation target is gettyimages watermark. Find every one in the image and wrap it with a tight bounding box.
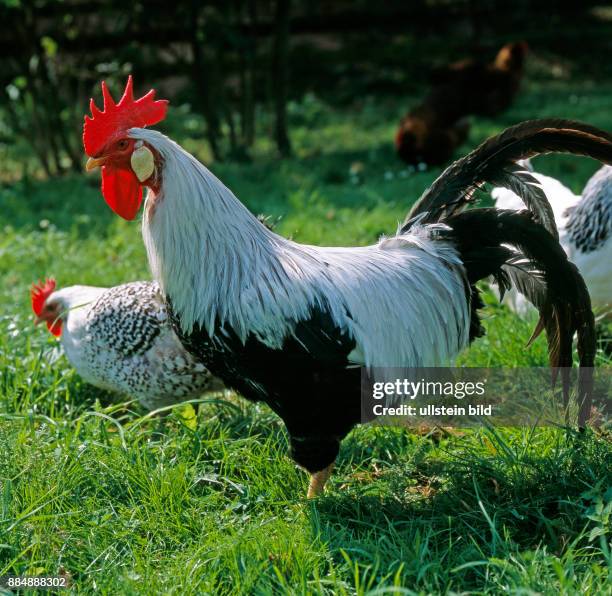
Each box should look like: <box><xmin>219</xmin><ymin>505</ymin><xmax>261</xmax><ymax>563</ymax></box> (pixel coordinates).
<box><xmin>360</xmin><ymin>368</ymin><xmax>611</xmax><ymax>427</ymax></box>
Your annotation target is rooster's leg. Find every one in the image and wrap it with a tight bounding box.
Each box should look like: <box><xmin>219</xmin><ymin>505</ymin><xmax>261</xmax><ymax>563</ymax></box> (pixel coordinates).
<box><xmin>307</xmin><ymin>463</ymin><xmax>335</xmax><ymax>498</ymax></box>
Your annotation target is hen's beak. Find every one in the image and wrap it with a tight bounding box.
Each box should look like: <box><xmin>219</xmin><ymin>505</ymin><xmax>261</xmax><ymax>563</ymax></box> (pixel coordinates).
<box><xmin>34</xmin><ymin>315</ymin><xmax>44</xmax><ymax>326</ymax></box>
<box><xmin>86</xmin><ymin>156</ymin><xmax>107</xmax><ymax>171</ymax></box>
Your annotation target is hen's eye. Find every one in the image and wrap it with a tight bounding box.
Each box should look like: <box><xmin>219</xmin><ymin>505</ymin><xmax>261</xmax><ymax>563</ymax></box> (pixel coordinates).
<box><xmin>117</xmin><ymin>139</ymin><xmax>129</xmax><ymax>150</ymax></box>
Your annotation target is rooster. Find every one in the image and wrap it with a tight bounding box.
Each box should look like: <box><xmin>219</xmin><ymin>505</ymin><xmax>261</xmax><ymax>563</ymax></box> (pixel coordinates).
<box><xmin>491</xmin><ymin>164</ymin><xmax>612</xmax><ymax>317</ymax></box>
<box><xmin>83</xmin><ymin>78</ymin><xmax>611</xmax><ymax>497</ymax></box>
<box><xmin>31</xmin><ymin>278</ymin><xmax>223</xmax><ymax>410</ymax></box>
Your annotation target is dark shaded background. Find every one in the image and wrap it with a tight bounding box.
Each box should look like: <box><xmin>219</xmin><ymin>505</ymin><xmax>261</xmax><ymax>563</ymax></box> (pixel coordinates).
<box><xmin>1</xmin><ymin>0</ymin><xmax>611</xmax><ymax>178</ymax></box>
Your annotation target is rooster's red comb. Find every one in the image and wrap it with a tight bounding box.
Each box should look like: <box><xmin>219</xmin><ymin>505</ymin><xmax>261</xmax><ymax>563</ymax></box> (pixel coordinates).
<box><xmin>83</xmin><ymin>76</ymin><xmax>168</xmax><ymax>157</ymax></box>
<box><xmin>30</xmin><ymin>278</ymin><xmax>56</xmax><ymax>316</ymax></box>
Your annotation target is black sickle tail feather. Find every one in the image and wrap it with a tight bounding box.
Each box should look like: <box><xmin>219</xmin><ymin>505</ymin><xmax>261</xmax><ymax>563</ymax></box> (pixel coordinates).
<box><xmin>442</xmin><ymin>209</ymin><xmax>596</xmax><ymax>427</ymax></box>
<box><xmin>404</xmin><ymin>119</ymin><xmax>612</xmax><ymax>237</ymax></box>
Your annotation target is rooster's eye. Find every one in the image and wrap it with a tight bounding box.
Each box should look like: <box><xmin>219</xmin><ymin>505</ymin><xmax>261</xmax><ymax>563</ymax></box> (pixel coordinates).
<box><xmin>117</xmin><ymin>139</ymin><xmax>129</xmax><ymax>150</ymax></box>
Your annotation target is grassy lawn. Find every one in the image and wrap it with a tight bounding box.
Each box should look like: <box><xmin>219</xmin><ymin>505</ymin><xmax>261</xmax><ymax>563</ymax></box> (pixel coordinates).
<box><xmin>1</xmin><ymin>73</ymin><xmax>611</xmax><ymax>593</ymax></box>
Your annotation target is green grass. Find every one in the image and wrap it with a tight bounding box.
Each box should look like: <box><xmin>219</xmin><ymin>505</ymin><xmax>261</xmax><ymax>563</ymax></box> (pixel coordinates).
<box><xmin>1</xmin><ymin>73</ymin><xmax>611</xmax><ymax>594</ymax></box>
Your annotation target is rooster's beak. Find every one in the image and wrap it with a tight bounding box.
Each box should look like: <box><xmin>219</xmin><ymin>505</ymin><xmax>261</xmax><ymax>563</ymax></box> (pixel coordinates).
<box><xmin>86</xmin><ymin>156</ymin><xmax>107</xmax><ymax>171</ymax></box>
<box><xmin>34</xmin><ymin>315</ymin><xmax>44</xmax><ymax>326</ymax></box>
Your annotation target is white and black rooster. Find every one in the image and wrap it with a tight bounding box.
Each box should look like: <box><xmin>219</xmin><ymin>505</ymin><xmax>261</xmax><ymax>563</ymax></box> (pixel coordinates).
<box><xmin>492</xmin><ymin>163</ymin><xmax>612</xmax><ymax>317</ymax></box>
<box><xmin>82</xmin><ymin>77</ymin><xmax>611</xmax><ymax>497</ymax></box>
<box><xmin>31</xmin><ymin>278</ymin><xmax>223</xmax><ymax>410</ymax></box>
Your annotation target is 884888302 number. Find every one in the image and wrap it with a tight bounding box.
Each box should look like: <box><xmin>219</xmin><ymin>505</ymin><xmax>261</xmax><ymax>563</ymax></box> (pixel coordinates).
<box><xmin>1</xmin><ymin>575</ymin><xmax>70</xmax><ymax>590</ymax></box>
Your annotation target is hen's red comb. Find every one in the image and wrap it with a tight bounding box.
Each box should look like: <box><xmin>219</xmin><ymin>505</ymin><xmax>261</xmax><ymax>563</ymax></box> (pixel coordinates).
<box><xmin>83</xmin><ymin>76</ymin><xmax>168</xmax><ymax>157</ymax></box>
<box><xmin>30</xmin><ymin>278</ymin><xmax>56</xmax><ymax>315</ymax></box>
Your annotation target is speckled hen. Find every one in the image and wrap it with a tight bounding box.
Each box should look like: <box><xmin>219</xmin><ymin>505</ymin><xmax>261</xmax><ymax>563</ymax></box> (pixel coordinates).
<box><xmin>31</xmin><ymin>279</ymin><xmax>223</xmax><ymax>410</ymax></box>
<box><xmin>492</xmin><ymin>164</ymin><xmax>612</xmax><ymax>317</ymax></box>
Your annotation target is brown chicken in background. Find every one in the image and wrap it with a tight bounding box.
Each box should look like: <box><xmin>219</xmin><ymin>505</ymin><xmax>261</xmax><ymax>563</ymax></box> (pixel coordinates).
<box><xmin>395</xmin><ymin>91</ymin><xmax>471</xmax><ymax>166</ymax></box>
<box><xmin>396</xmin><ymin>41</ymin><xmax>528</xmax><ymax>167</ymax></box>
<box><xmin>431</xmin><ymin>41</ymin><xmax>529</xmax><ymax>116</ymax></box>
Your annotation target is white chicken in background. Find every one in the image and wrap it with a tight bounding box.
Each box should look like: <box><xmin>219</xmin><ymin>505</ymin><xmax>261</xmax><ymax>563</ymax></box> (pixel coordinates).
<box><xmin>492</xmin><ymin>163</ymin><xmax>612</xmax><ymax>317</ymax></box>
<box><xmin>31</xmin><ymin>279</ymin><xmax>224</xmax><ymax>410</ymax></box>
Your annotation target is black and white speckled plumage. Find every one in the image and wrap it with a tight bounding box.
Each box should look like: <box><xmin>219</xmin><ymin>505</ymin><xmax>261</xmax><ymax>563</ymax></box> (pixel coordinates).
<box><xmin>44</xmin><ymin>281</ymin><xmax>223</xmax><ymax>410</ymax></box>
<box><xmin>493</xmin><ymin>164</ymin><xmax>612</xmax><ymax>315</ymax></box>
<box><xmin>87</xmin><ymin>282</ymin><xmax>164</xmax><ymax>358</ymax></box>
<box><xmin>565</xmin><ymin>165</ymin><xmax>612</xmax><ymax>253</ymax></box>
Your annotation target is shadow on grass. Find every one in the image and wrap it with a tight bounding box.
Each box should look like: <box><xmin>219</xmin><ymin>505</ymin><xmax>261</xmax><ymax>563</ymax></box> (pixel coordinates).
<box><xmin>189</xmin><ymin>399</ymin><xmax>610</xmax><ymax>556</ymax></box>
<box><xmin>311</xmin><ymin>426</ymin><xmax>610</xmax><ymax>565</ymax></box>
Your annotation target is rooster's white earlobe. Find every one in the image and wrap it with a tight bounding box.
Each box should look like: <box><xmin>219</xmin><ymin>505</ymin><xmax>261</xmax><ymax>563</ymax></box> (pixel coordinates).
<box><xmin>131</xmin><ymin>145</ymin><xmax>155</xmax><ymax>182</ymax></box>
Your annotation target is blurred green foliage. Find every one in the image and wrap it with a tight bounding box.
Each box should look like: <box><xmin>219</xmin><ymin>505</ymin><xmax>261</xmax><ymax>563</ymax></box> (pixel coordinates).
<box><xmin>1</xmin><ymin>0</ymin><xmax>610</xmax><ymax>173</ymax></box>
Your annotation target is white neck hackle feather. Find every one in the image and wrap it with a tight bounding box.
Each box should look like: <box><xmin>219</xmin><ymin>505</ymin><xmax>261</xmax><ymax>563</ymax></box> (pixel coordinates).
<box><xmin>131</xmin><ymin>128</ymin><xmax>471</xmax><ymax>368</ymax></box>
<box><xmin>49</xmin><ymin>286</ymin><xmax>105</xmax><ymax>325</ymax></box>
